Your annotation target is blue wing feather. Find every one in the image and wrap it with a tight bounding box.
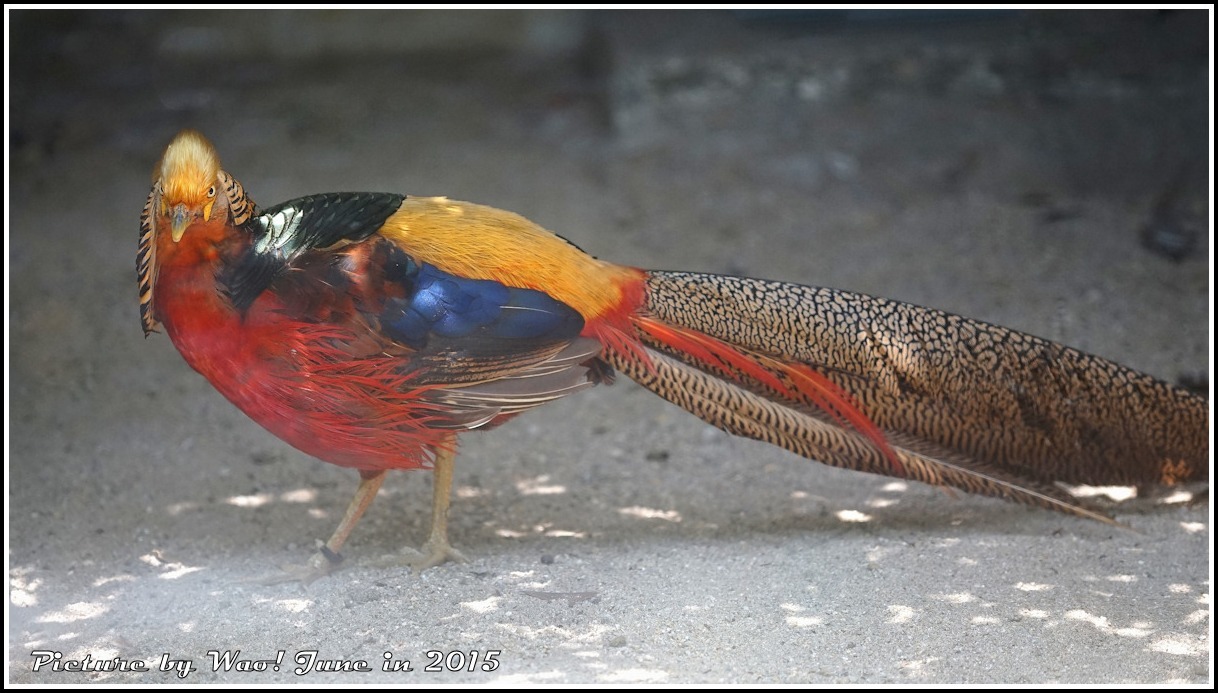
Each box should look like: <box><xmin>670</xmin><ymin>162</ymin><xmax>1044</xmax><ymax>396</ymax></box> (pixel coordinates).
<box><xmin>378</xmin><ymin>246</ymin><xmax>584</xmax><ymax>349</ymax></box>
<box><xmin>235</xmin><ymin>194</ymin><xmax>593</xmax><ymax>390</ymax></box>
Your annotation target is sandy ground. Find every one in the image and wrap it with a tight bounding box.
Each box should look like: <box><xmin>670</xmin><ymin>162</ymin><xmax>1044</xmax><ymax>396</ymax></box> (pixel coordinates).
<box><xmin>7</xmin><ymin>10</ymin><xmax>1212</xmax><ymax>684</ymax></box>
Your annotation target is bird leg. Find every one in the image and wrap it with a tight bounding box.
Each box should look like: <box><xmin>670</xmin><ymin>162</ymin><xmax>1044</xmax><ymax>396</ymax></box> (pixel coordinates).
<box><xmin>266</xmin><ymin>441</ymin><xmax>466</xmax><ymax>583</ymax></box>
<box><xmin>408</xmin><ymin>439</ymin><xmax>468</xmax><ymax>572</ymax></box>
<box><xmin>262</xmin><ymin>468</ymin><xmax>387</xmax><ymax>585</ymax></box>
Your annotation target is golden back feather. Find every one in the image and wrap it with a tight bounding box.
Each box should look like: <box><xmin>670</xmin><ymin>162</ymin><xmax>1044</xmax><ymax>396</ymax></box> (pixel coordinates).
<box><xmin>377</xmin><ymin>197</ymin><xmax>643</xmax><ymax>323</ymax></box>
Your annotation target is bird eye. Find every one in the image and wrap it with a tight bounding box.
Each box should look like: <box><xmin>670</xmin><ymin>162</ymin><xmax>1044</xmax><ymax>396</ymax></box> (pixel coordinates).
<box><xmin>207</xmin><ymin>186</ymin><xmax>216</xmax><ymax>198</ymax></box>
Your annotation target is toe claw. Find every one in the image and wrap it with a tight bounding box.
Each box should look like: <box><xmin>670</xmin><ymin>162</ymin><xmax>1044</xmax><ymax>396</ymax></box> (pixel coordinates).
<box><xmin>253</xmin><ymin>550</ymin><xmax>340</xmax><ymax>586</ymax></box>
<box><xmin>409</xmin><ymin>540</ymin><xmax>468</xmax><ymax>573</ymax></box>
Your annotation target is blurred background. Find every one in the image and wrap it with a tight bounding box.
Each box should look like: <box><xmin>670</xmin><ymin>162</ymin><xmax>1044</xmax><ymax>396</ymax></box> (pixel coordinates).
<box><xmin>8</xmin><ymin>9</ymin><xmax>1210</xmax><ymax>684</ymax></box>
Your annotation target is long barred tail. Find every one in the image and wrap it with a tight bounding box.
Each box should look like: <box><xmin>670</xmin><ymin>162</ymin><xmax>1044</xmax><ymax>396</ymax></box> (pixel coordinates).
<box><xmin>605</xmin><ymin>270</ymin><xmax>1208</xmax><ymax>522</ymax></box>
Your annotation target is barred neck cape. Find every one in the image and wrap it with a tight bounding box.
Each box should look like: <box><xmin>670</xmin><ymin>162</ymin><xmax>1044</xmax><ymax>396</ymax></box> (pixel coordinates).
<box><xmin>141</xmin><ymin>130</ymin><xmax>1208</xmax><ymax>578</ymax></box>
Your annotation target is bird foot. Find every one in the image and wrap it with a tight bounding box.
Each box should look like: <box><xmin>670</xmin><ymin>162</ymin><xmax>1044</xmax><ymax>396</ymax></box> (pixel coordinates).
<box><xmin>369</xmin><ymin>539</ymin><xmax>468</xmax><ymax>574</ymax></box>
<box><xmin>253</xmin><ymin>547</ymin><xmax>343</xmax><ymax>586</ymax></box>
<box><xmin>410</xmin><ymin>537</ymin><xmax>469</xmax><ymax>573</ymax></box>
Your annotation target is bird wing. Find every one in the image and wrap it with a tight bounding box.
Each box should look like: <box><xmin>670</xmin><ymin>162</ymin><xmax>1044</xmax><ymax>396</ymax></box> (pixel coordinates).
<box><xmin>224</xmin><ymin>192</ymin><xmax>603</xmax><ymax>429</ymax></box>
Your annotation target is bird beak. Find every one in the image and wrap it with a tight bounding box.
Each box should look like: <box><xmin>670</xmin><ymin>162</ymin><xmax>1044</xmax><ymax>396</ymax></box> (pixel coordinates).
<box><xmin>170</xmin><ymin>203</ymin><xmax>192</xmax><ymax>242</ymax></box>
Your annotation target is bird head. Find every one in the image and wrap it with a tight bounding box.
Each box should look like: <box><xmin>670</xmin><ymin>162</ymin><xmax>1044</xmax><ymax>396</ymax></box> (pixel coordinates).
<box><xmin>155</xmin><ymin>129</ymin><xmax>224</xmax><ymax>241</ymax></box>
<box><xmin>139</xmin><ymin>130</ymin><xmax>255</xmax><ymax>335</ymax></box>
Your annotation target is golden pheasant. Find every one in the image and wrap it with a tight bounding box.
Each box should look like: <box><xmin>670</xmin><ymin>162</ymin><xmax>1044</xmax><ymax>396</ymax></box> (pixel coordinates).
<box><xmin>139</xmin><ymin>130</ymin><xmax>1208</xmax><ymax>581</ymax></box>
